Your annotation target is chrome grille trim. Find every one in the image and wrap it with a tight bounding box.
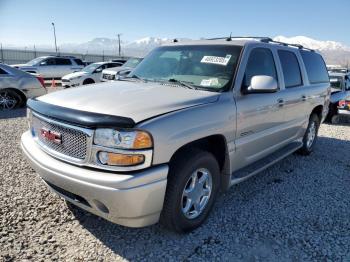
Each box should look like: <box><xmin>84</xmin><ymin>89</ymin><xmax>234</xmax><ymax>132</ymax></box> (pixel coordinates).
<box><xmin>30</xmin><ymin>112</ymin><xmax>94</xmax><ymax>164</ymax></box>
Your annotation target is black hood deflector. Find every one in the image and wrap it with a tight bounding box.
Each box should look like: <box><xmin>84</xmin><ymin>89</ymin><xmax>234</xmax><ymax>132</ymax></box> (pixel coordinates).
<box><xmin>27</xmin><ymin>98</ymin><xmax>135</xmax><ymax>128</ymax></box>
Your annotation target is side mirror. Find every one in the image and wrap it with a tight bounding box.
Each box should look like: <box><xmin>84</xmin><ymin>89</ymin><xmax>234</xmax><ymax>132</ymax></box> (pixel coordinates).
<box><xmin>94</xmin><ymin>67</ymin><xmax>103</xmax><ymax>73</ymax></box>
<box><xmin>244</xmin><ymin>75</ymin><xmax>278</xmax><ymax>94</ymax></box>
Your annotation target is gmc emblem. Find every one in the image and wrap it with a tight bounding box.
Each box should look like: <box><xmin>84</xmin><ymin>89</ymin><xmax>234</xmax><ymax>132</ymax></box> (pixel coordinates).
<box><xmin>40</xmin><ymin>128</ymin><xmax>62</xmax><ymax>144</ymax></box>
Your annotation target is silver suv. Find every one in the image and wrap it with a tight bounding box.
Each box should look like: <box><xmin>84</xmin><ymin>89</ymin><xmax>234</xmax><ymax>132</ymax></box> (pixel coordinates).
<box><xmin>21</xmin><ymin>37</ymin><xmax>330</xmax><ymax>232</ymax></box>
<box><xmin>12</xmin><ymin>56</ymin><xmax>84</xmax><ymax>79</ymax></box>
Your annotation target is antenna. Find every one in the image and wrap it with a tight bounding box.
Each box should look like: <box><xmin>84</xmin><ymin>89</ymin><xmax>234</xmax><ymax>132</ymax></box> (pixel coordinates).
<box><xmin>226</xmin><ymin>32</ymin><xmax>232</xmax><ymax>41</ymax></box>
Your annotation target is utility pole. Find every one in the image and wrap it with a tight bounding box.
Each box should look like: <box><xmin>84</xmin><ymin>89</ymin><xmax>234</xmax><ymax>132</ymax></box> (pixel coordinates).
<box><xmin>0</xmin><ymin>43</ymin><xmax>3</xmax><ymax>63</ymax></box>
<box><xmin>33</xmin><ymin>45</ymin><xmax>37</xmax><ymax>58</ymax></box>
<box><xmin>117</xmin><ymin>33</ymin><xmax>122</xmax><ymax>57</ymax></box>
<box><xmin>51</xmin><ymin>22</ymin><xmax>58</xmax><ymax>54</ymax></box>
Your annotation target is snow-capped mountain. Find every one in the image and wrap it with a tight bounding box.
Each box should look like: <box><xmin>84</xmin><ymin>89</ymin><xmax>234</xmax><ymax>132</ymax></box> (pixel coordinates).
<box><xmin>273</xmin><ymin>36</ymin><xmax>350</xmax><ymax>52</ymax></box>
<box><xmin>5</xmin><ymin>35</ymin><xmax>350</xmax><ymax>65</ymax></box>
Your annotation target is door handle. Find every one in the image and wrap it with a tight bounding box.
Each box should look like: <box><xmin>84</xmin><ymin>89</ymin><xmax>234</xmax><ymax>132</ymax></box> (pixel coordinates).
<box><xmin>277</xmin><ymin>98</ymin><xmax>284</xmax><ymax>107</ymax></box>
<box><xmin>301</xmin><ymin>95</ymin><xmax>307</xmax><ymax>101</ymax></box>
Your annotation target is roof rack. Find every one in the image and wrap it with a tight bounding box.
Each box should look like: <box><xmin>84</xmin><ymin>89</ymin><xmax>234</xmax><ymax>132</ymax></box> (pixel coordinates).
<box><xmin>207</xmin><ymin>36</ymin><xmax>315</xmax><ymax>52</ymax></box>
<box><xmin>207</xmin><ymin>36</ymin><xmax>272</xmax><ymax>42</ymax></box>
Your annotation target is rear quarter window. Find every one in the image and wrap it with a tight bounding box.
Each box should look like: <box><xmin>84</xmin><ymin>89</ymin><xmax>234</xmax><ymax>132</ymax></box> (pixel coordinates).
<box><xmin>74</xmin><ymin>59</ymin><xmax>84</xmax><ymax>65</ymax></box>
<box><xmin>300</xmin><ymin>51</ymin><xmax>329</xmax><ymax>84</ymax></box>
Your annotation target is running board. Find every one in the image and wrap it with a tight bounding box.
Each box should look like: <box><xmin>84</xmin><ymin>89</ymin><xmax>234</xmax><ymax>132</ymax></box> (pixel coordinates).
<box><xmin>229</xmin><ymin>142</ymin><xmax>302</xmax><ymax>187</ymax></box>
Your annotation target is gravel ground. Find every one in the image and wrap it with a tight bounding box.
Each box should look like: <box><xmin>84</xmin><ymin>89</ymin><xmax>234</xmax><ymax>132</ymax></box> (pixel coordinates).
<box><xmin>0</xmin><ymin>109</ymin><xmax>349</xmax><ymax>261</ymax></box>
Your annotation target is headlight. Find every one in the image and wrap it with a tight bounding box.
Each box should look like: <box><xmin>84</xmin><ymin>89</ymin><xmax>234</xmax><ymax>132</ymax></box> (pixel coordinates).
<box><xmin>69</xmin><ymin>76</ymin><xmax>82</xmax><ymax>80</ymax></box>
<box><xmin>94</xmin><ymin>128</ymin><xmax>153</xmax><ymax>149</ymax></box>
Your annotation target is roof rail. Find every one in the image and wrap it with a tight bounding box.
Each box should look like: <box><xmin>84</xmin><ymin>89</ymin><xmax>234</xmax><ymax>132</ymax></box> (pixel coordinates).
<box><xmin>267</xmin><ymin>40</ymin><xmax>315</xmax><ymax>52</ymax></box>
<box><xmin>207</xmin><ymin>36</ymin><xmax>315</xmax><ymax>52</ymax></box>
<box><xmin>207</xmin><ymin>36</ymin><xmax>272</xmax><ymax>42</ymax></box>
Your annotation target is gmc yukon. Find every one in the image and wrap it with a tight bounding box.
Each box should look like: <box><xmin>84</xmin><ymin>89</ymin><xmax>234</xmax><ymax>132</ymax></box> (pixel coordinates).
<box><xmin>21</xmin><ymin>37</ymin><xmax>330</xmax><ymax>232</ymax></box>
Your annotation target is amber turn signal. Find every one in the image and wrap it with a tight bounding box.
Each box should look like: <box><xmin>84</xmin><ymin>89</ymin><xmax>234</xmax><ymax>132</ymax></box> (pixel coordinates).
<box><xmin>98</xmin><ymin>152</ymin><xmax>145</xmax><ymax>166</ymax></box>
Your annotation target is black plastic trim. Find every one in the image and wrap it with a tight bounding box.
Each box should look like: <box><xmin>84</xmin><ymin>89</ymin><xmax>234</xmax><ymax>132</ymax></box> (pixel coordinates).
<box><xmin>27</xmin><ymin>98</ymin><xmax>135</xmax><ymax>128</ymax></box>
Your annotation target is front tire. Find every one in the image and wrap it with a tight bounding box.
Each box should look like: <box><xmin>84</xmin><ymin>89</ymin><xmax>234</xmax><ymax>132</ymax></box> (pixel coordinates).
<box><xmin>160</xmin><ymin>148</ymin><xmax>220</xmax><ymax>233</ymax></box>
<box><xmin>83</xmin><ymin>79</ymin><xmax>95</xmax><ymax>85</ymax></box>
<box><xmin>298</xmin><ymin>113</ymin><xmax>320</xmax><ymax>155</ymax></box>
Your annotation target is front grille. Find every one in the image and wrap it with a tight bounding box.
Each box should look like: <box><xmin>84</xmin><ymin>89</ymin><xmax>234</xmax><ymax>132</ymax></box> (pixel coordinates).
<box><xmin>31</xmin><ymin>115</ymin><xmax>88</xmax><ymax>160</ymax></box>
<box><xmin>102</xmin><ymin>74</ymin><xmax>115</xmax><ymax>80</ymax></box>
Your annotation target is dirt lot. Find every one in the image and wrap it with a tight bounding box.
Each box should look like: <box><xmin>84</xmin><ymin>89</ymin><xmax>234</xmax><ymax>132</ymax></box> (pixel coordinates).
<box><xmin>0</xmin><ymin>109</ymin><xmax>349</xmax><ymax>261</ymax></box>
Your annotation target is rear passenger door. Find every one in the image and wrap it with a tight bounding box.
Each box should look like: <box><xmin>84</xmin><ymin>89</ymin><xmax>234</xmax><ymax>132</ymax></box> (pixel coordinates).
<box><xmin>276</xmin><ymin>49</ymin><xmax>308</xmax><ymax>139</ymax></box>
<box><xmin>234</xmin><ymin>47</ymin><xmax>287</xmax><ymax>168</ymax></box>
<box><xmin>55</xmin><ymin>58</ymin><xmax>73</xmax><ymax>77</ymax></box>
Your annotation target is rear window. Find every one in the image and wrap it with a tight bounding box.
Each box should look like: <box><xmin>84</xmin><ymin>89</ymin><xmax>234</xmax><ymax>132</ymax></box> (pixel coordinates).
<box><xmin>74</xmin><ymin>59</ymin><xmax>84</xmax><ymax>65</ymax></box>
<box><xmin>300</xmin><ymin>51</ymin><xmax>329</xmax><ymax>84</ymax></box>
<box><xmin>0</xmin><ymin>68</ymin><xmax>8</xmax><ymax>75</ymax></box>
<box><xmin>278</xmin><ymin>50</ymin><xmax>302</xmax><ymax>88</ymax></box>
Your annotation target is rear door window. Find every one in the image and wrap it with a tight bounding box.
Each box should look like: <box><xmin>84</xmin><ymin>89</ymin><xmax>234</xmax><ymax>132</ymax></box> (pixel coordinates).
<box><xmin>107</xmin><ymin>63</ymin><xmax>121</xmax><ymax>68</ymax></box>
<box><xmin>300</xmin><ymin>50</ymin><xmax>329</xmax><ymax>84</ymax></box>
<box><xmin>55</xmin><ymin>58</ymin><xmax>72</xmax><ymax>65</ymax></box>
<box><xmin>243</xmin><ymin>48</ymin><xmax>278</xmax><ymax>88</ymax></box>
<box><xmin>278</xmin><ymin>50</ymin><xmax>302</xmax><ymax>88</ymax></box>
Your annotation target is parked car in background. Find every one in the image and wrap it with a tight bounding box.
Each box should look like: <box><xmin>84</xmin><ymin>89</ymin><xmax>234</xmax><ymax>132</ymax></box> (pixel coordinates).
<box><xmin>0</xmin><ymin>63</ymin><xmax>46</xmax><ymax>110</ymax></box>
<box><xmin>111</xmin><ymin>58</ymin><xmax>127</xmax><ymax>64</ymax></box>
<box><xmin>327</xmin><ymin>72</ymin><xmax>350</xmax><ymax>122</ymax></box>
<box><xmin>61</xmin><ymin>61</ymin><xmax>123</xmax><ymax>88</ymax></box>
<box><xmin>21</xmin><ymin>37</ymin><xmax>330</xmax><ymax>232</ymax></box>
<box><xmin>12</xmin><ymin>56</ymin><xmax>85</xmax><ymax>79</ymax></box>
<box><xmin>101</xmin><ymin>57</ymin><xmax>143</xmax><ymax>82</ymax></box>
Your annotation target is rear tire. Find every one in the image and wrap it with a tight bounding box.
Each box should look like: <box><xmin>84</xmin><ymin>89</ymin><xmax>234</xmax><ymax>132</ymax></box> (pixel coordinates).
<box><xmin>0</xmin><ymin>89</ymin><xmax>22</xmax><ymax>110</ymax></box>
<box><xmin>160</xmin><ymin>148</ymin><xmax>220</xmax><ymax>233</ymax></box>
<box><xmin>298</xmin><ymin>113</ymin><xmax>320</xmax><ymax>155</ymax></box>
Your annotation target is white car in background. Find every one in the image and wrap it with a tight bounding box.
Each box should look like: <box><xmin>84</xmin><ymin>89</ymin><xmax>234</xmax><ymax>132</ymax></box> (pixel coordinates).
<box><xmin>12</xmin><ymin>56</ymin><xmax>85</xmax><ymax>79</ymax></box>
<box><xmin>61</xmin><ymin>61</ymin><xmax>123</xmax><ymax>88</ymax></box>
<box><xmin>101</xmin><ymin>57</ymin><xmax>143</xmax><ymax>82</ymax></box>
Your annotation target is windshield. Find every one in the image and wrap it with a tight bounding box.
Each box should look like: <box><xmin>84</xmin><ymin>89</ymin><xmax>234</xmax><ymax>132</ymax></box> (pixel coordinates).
<box><xmin>330</xmin><ymin>76</ymin><xmax>343</xmax><ymax>90</ymax></box>
<box><xmin>82</xmin><ymin>63</ymin><xmax>101</xmax><ymax>73</ymax></box>
<box><xmin>26</xmin><ymin>57</ymin><xmax>45</xmax><ymax>66</ymax></box>
<box><xmin>130</xmin><ymin>45</ymin><xmax>242</xmax><ymax>91</ymax></box>
<box><xmin>123</xmin><ymin>58</ymin><xmax>142</xmax><ymax>68</ymax></box>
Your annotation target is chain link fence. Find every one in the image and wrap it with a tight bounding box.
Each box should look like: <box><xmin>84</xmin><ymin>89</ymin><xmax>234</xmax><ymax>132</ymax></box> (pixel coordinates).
<box><xmin>0</xmin><ymin>47</ymin><xmax>125</xmax><ymax>65</ymax></box>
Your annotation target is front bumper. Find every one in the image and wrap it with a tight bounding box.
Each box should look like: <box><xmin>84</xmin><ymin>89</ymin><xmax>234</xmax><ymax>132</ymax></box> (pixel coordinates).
<box><xmin>338</xmin><ymin>108</ymin><xmax>350</xmax><ymax>115</ymax></box>
<box><xmin>21</xmin><ymin>131</ymin><xmax>168</xmax><ymax>227</ymax></box>
<box><xmin>61</xmin><ymin>79</ymin><xmax>80</xmax><ymax>88</ymax></box>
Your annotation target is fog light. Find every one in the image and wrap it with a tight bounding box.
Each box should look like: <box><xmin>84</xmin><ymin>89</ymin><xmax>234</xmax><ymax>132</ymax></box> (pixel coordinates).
<box><xmin>98</xmin><ymin>151</ymin><xmax>145</xmax><ymax>166</ymax></box>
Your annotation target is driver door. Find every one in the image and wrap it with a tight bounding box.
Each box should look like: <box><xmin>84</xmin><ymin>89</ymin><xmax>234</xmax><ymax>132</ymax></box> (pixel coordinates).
<box><xmin>38</xmin><ymin>58</ymin><xmax>57</xmax><ymax>79</ymax></box>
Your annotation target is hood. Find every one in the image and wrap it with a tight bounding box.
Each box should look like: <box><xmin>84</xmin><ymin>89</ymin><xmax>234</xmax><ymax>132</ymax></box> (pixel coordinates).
<box><xmin>11</xmin><ymin>64</ymin><xmax>29</xmax><ymax>68</ymax></box>
<box><xmin>62</xmin><ymin>71</ymin><xmax>88</xmax><ymax>79</ymax></box>
<box><xmin>330</xmin><ymin>90</ymin><xmax>350</xmax><ymax>103</ymax></box>
<box><xmin>37</xmin><ymin>81</ymin><xmax>220</xmax><ymax>123</ymax></box>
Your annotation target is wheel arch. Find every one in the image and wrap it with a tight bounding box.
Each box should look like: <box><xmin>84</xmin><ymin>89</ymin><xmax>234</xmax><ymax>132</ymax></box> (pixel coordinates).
<box><xmin>83</xmin><ymin>78</ymin><xmax>95</xmax><ymax>85</ymax></box>
<box><xmin>168</xmin><ymin>134</ymin><xmax>231</xmax><ymax>190</ymax></box>
<box><xmin>311</xmin><ymin>105</ymin><xmax>323</xmax><ymax>121</ymax></box>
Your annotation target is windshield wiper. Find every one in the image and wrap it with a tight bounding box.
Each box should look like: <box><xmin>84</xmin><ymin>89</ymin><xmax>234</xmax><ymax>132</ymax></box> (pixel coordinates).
<box><xmin>167</xmin><ymin>78</ymin><xmax>197</xmax><ymax>90</ymax></box>
<box><xmin>121</xmin><ymin>74</ymin><xmax>147</xmax><ymax>83</ymax></box>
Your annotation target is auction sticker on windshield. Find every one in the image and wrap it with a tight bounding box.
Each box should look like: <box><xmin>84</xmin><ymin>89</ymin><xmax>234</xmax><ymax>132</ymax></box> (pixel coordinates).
<box><xmin>201</xmin><ymin>55</ymin><xmax>232</xmax><ymax>66</ymax></box>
